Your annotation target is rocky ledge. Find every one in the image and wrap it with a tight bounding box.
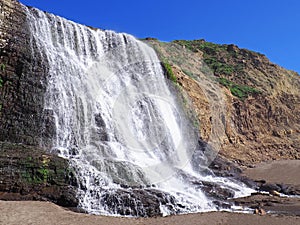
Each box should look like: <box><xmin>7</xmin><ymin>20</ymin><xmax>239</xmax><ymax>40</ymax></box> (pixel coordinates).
<box><xmin>0</xmin><ymin>142</ymin><xmax>78</xmax><ymax>208</ymax></box>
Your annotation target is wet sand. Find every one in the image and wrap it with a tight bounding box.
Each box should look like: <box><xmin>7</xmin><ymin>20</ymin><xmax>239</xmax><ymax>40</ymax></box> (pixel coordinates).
<box><xmin>240</xmin><ymin>159</ymin><xmax>300</xmax><ymax>217</ymax></box>
<box><xmin>243</xmin><ymin>160</ymin><xmax>300</xmax><ymax>186</ymax></box>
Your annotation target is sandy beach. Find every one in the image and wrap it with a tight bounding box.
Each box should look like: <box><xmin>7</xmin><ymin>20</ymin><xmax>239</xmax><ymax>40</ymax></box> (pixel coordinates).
<box><xmin>242</xmin><ymin>160</ymin><xmax>300</xmax><ymax>186</ymax></box>
<box><xmin>0</xmin><ymin>159</ymin><xmax>299</xmax><ymax>225</ymax></box>
<box><xmin>0</xmin><ymin>200</ymin><xmax>299</xmax><ymax>225</ymax></box>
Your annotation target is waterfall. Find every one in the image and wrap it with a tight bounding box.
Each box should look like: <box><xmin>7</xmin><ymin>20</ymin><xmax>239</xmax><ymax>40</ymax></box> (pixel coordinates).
<box><xmin>25</xmin><ymin>6</ymin><xmax>253</xmax><ymax>216</ymax></box>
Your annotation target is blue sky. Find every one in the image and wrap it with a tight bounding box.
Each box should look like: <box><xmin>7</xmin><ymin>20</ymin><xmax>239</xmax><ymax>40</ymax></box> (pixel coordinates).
<box><xmin>20</xmin><ymin>0</ymin><xmax>300</xmax><ymax>73</ymax></box>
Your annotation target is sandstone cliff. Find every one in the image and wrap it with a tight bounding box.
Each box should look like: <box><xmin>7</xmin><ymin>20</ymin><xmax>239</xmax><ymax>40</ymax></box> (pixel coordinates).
<box><xmin>146</xmin><ymin>39</ymin><xmax>300</xmax><ymax>166</ymax></box>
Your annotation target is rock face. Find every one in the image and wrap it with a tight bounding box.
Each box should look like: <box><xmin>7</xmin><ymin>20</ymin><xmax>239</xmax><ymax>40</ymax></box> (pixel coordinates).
<box><xmin>0</xmin><ymin>0</ymin><xmax>51</xmax><ymax>146</ymax></box>
<box><xmin>0</xmin><ymin>0</ymin><xmax>76</xmax><ymax>208</ymax></box>
<box><xmin>100</xmin><ymin>188</ymin><xmax>178</xmax><ymax>217</ymax></box>
<box><xmin>0</xmin><ymin>142</ymin><xmax>78</xmax><ymax>207</ymax></box>
<box><xmin>146</xmin><ymin>39</ymin><xmax>300</xmax><ymax>167</ymax></box>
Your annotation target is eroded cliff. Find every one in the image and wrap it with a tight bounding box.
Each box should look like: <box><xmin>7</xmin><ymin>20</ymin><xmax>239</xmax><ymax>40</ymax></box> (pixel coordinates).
<box><xmin>146</xmin><ymin>39</ymin><xmax>300</xmax><ymax>166</ymax></box>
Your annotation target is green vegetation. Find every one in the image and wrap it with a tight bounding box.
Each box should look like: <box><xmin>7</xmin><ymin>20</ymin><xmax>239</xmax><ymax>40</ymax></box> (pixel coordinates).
<box><xmin>182</xmin><ymin>69</ymin><xmax>198</xmax><ymax>80</ymax></box>
<box><xmin>173</xmin><ymin>40</ymin><xmax>245</xmax><ymax>76</ymax></box>
<box><xmin>173</xmin><ymin>39</ymin><xmax>227</xmax><ymax>55</ymax></box>
<box><xmin>217</xmin><ymin>77</ymin><xmax>260</xmax><ymax>99</ymax></box>
<box><xmin>204</xmin><ymin>58</ymin><xmax>235</xmax><ymax>75</ymax></box>
<box><xmin>193</xmin><ymin>118</ymin><xmax>200</xmax><ymax>129</ymax></box>
<box><xmin>22</xmin><ymin>170</ymin><xmax>45</xmax><ymax>184</ymax></box>
<box><xmin>37</xmin><ymin>168</ymin><xmax>50</xmax><ymax>183</ymax></box>
<box><xmin>203</xmin><ymin>56</ymin><xmax>244</xmax><ymax>76</ymax></box>
<box><xmin>0</xmin><ymin>63</ymin><xmax>6</xmax><ymax>72</ymax></box>
<box><xmin>162</xmin><ymin>61</ymin><xmax>177</xmax><ymax>83</ymax></box>
<box><xmin>0</xmin><ymin>77</ymin><xmax>3</xmax><ymax>87</ymax></box>
<box><xmin>22</xmin><ymin>157</ymin><xmax>51</xmax><ymax>184</ymax></box>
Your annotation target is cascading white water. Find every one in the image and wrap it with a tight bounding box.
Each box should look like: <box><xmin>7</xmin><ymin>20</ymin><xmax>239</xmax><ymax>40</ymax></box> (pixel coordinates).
<box><xmin>25</xmin><ymin>6</ymin><xmax>253</xmax><ymax>216</ymax></box>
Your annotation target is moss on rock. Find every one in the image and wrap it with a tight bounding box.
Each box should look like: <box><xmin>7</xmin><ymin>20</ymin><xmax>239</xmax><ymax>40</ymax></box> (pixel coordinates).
<box><xmin>0</xmin><ymin>142</ymin><xmax>78</xmax><ymax>207</ymax></box>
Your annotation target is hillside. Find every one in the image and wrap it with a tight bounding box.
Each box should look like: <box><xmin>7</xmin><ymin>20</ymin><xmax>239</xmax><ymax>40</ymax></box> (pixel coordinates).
<box><xmin>145</xmin><ymin>38</ymin><xmax>300</xmax><ymax>166</ymax></box>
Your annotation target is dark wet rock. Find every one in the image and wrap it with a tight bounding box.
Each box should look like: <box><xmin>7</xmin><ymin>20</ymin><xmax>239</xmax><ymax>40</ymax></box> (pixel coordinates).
<box><xmin>208</xmin><ymin>155</ymin><xmax>258</xmax><ymax>190</ymax></box>
<box><xmin>0</xmin><ymin>142</ymin><xmax>78</xmax><ymax>208</ymax></box>
<box><xmin>259</xmin><ymin>183</ymin><xmax>281</xmax><ymax>192</ymax></box>
<box><xmin>251</xmin><ymin>181</ymin><xmax>300</xmax><ymax>196</ymax></box>
<box><xmin>191</xmin><ymin>180</ymin><xmax>235</xmax><ymax>200</ymax></box>
<box><xmin>94</xmin><ymin>113</ymin><xmax>109</xmax><ymax>141</ymax></box>
<box><xmin>278</xmin><ymin>183</ymin><xmax>300</xmax><ymax>195</ymax></box>
<box><xmin>212</xmin><ymin>200</ymin><xmax>232</xmax><ymax>210</ymax></box>
<box><xmin>208</xmin><ymin>155</ymin><xmax>242</xmax><ymax>177</ymax></box>
<box><xmin>0</xmin><ymin>0</ymin><xmax>53</xmax><ymax>146</ymax></box>
<box><xmin>232</xmin><ymin>193</ymin><xmax>300</xmax><ymax>216</ymax></box>
<box><xmin>238</xmin><ymin>176</ymin><xmax>258</xmax><ymax>189</ymax></box>
<box><xmin>100</xmin><ymin>188</ymin><xmax>178</xmax><ymax>217</ymax></box>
